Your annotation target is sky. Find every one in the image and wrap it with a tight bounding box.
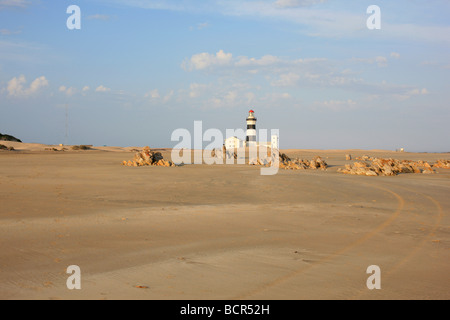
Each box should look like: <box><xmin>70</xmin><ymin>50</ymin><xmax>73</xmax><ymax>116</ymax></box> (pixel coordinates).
<box><xmin>0</xmin><ymin>0</ymin><xmax>449</xmax><ymax>151</ymax></box>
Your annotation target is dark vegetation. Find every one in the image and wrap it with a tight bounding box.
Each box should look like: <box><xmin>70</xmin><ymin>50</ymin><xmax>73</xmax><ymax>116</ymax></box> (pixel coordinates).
<box><xmin>0</xmin><ymin>133</ymin><xmax>21</xmax><ymax>143</ymax></box>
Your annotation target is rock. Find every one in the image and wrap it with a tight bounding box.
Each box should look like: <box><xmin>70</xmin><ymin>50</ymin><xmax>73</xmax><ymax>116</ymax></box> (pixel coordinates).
<box><xmin>280</xmin><ymin>153</ymin><xmax>291</xmax><ymax>162</ymax></box>
<box><xmin>338</xmin><ymin>158</ymin><xmax>436</xmax><ymax>176</ymax></box>
<box><xmin>355</xmin><ymin>155</ymin><xmax>373</xmax><ymax>161</ymax></box>
<box><xmin>250</xmin><ymin>154</ymin><xmax>327</xmax><ymax>171</ymax></box>
<box><xmin>346</xmin><ymin>154</ymin><xmax>352</xmax><ymax>161</ymax></box>
<box><xmin>123</xmin><ymin>147</ymin><xmax>176</xmax><ymax>168</ymax></box>
<box><xmin>434</xmin><ymin>160</ymin><xmax>450</xmax><ymax>169</ymax></box>
<box><xmin>382</xmin><ymin>165</ymin><xmax>395</xmax><ymax>176</ymax></box>
<box><xmin>354</xmin><ymin>162</ymin><xmax>368</xmax><ymax>168</ymax></box>
<box><xmin>152</xmin><ymin>152</ymin><xmax>164</xmax><ymax>163</ymax></box>
<box><xmin>143</xmin><ymin>146</ymin><xmax>151</xmax><ymax>154</ymax></box>
<box><xmin>0</xmin><ymin>144</ymin><xmax>15</xmax><ymax>151</ymax></box>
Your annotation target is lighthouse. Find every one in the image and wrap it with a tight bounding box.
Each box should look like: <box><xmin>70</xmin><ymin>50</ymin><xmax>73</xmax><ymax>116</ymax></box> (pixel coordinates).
<box><xmin>246</xmin><ymin>109</ymin><xmax>257</xmax><ymax>147</ymax></box>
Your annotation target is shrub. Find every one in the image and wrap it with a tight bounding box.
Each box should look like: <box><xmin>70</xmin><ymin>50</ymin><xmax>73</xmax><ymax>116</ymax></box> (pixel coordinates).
<box><xmin>0</xmin><ymin>145</ymin><xmax>14</xmax><ymax>151</ymax></box>
<box><xmin>71</xmin><ymin>145</ymin><xmax>92</xmax><ymax>151</ymax></box>
<box><xmin>0</xmin><ymin>133</ymin><xmax>21</xmax><ymax>143</ymax></box>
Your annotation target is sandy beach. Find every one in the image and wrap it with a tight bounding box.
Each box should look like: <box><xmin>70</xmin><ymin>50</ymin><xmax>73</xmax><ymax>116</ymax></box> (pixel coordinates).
<box><xmin>0</xmin><ymin>142</ymin><xmax>449</xmax><ymax>300</ymax></box>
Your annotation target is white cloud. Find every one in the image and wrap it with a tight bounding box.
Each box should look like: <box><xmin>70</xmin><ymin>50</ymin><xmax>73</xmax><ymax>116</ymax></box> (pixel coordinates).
<box><xmin>184</xmin><ymin>51</ymin><xmax>327</xmax><ymax>75</ymax></box>
<box><xmin>0</xmin><ymin>28</ymin><xmax>21</xmax><ymax>35</ymax></box>
<box><xmin>66</xmin><ymin>87</ymin><xmax>77</xmax><ymax>96</ymax></box>
<box><xmin>59</xmin><ymin>85</ymin><xmax>77</xmax><ymax>96</ymax></box>
<box><xmin>235</xmin><ymin>55</ymin><xmax>281</xmax><ymax>67</ymax></box>
<box><xmin>375</xmin><ymin>56</ymin><xmax>388</xmax><ymax>67</ymax></box>
<box><xmin>314</xmin><ymin>99</ymin><xmax>357</xmax><ymax>111</ymax></box>
<box><xmin>28</xmin><ymin>76</ymin><xmax>48</xmax><ymax>94</ymax></box>
<box><xmin>143</xmin><ymin>89</ymin><xmax>175</xmax><ymax>104</ymax></box>
<box><xmin>407</xmin><ymin>88</ymin><xmax>429</xmax><ymax>96</ymax></box>
<box><xmin>271</xmin><ymin>72</ymin><xmax>300</xmax><ymax>87</ymax></box>
<box><xmin>274</xmin><ymin>0</ymin><xmax>326</xmax><ymax>8</ymax></box>
<box><xmin>144</xmin><ymin>89</ymin><xmax>160</xmax><ymax>99</ymax></box>
<box><xmin>207</xmin><ymin>90</ymin><xmax>239</xmax><ymax>109</ymax></box>
<box><xmin>245</xmin><ymin>92</ymin><xmax>256</xmax><ymax>103</ymax></box>
<box><xmin>95</xmin><ymin>85</ymin><xmax>111</xmax><ymax>92</ymax></box>
<box><xmin>189</xmin><ymin>83</ymin><xmax>208</xmax><ymax>98</ymax></box>
<box><xmin>6</xmin><ymin>75</ymin><xmax>26</xmax><ymax>96</ymax></box>
<box><xmin>224</xmin><ymin>90</ymin><xmax>237</xmax><ymax>103</ymax></box>
<box><xmin>352</xmin><ymin>56</ymin><xmax>388</xmax><ymax>67</ymax></box>
<box><xmin>192</xmin><ymin>22</ymin><xmax>209</xmax><ymax>30</ymax></box>
<box><xmin>82</xmin><ymin>86</ymin><xmax>90</xmax><ymax>92</ymax></box>
<box><xmin>87</xmin><ymin>14</ymin><xmax>111</xmax><ymax>21</ymax></box>
<box><xmin>0</xmin><ymin>0</ymin><xmax>30</xmax><ymax>9</ymax></box>
<box><xmin>390</xmin><ymin>52</ymin><xmax>401</xmax><ymax>59</ymax></box>
<box><xmin>181</xmin><ymin>49</ymin><xmax>433</xmax><ymax>110</ymax></box>
<box><xmin>6</xmin><ymin>75</ymin><xmax>48</xmax><ymax>97</ymax></box>
<box><xmin>163</xmin><ymin>90</ymin><xmax>174</xmax><ymax>103</ymax></box>
<box><xmin>109</xmin><ymin>1</ymin><xmax>450</xmax><ymax>44</ymax></box>
<box><xmin>393</xmin><ymin>87</ymin><xmax>430</xmax><ymax>101</ymax></box>
<box><xmin>183</xmin><ymin>50</ymin><xmax>233</xmax><ymax>70</ymax></box>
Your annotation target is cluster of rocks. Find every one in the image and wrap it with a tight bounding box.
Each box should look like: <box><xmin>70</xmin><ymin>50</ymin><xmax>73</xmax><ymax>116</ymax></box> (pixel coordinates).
<box><xmin>45</xmin><ymin>147</ymin><xmax>68</xmax><ymax>152</ymax></box>
<box><xmin>338</xmin><ymin>158</ymin><xmax>436</xmax><ymax>176</ymax></box>
<box><xmin>0</xmin><ymin>144</ymin><xmax>14</xmax><ymax>151</ymax></box>
<box><xmin>434</xmin><ymin>160</ymin><xmax>450</xmax><ymax>169</ymax></box>
<box><xmin>354</xmin><ymin>155</ymin><xmax>374</xmax><ymax>161</ymax></box>
<box><xmin>250</xmin><ymin>153</ymin><xmax>328</xmax><ymax>171</ymax></box>
<box><xmin>122</xmin><ymin>147</ymin><xmax>176</xmax><ymax>167</ymax></box>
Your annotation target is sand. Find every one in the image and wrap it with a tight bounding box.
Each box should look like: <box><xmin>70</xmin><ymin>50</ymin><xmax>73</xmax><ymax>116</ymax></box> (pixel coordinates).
<box><xmin>0</xmin><ymin>142</ymin><xmax>449</xmax><ymax>300</ymax></box>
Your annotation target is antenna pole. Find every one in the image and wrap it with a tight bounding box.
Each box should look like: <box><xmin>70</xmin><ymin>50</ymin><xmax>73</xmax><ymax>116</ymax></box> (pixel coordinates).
<box><xmin>65</xmin><ymin>104</ymin><xmax>68</xmax><ymax>146</ymax></box>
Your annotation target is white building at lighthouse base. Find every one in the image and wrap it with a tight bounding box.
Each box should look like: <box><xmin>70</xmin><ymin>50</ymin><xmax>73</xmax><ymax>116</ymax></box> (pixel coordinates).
<box><xmin>224</xmin><ymin>135</ymin><xmax>279</xmax><ymax>150</ymax></box>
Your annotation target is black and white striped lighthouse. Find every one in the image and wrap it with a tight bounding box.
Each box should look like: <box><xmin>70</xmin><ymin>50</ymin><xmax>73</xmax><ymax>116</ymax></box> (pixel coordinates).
<box><xmin>246</xmin><ymin>109</ymin><xmax>257</xmax><ymax>147</ymax></box>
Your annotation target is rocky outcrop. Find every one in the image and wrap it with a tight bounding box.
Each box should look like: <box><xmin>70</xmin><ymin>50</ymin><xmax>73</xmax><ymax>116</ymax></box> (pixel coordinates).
<box><xmin>338</xmin><ymin>158</ymin><xmax>436</xmax><ymax>176</ymax></box>
<box><xmin>0</xmin><ymin>144</ymin><xmax>14</xmax><ymax>151</ymax></box>
<box><xmin>434</xmin><ymin>160</ymin><xmax>450</xmax><ymax>169</ymax></box>
<box><xmin>250</xmin><ymin>154</ymin><xmax>328</xmax><ymax>171</ymax></box>
<box><xmin>122</xmin><ymin>146</ymin><xmax>176</xmax><ymax>167</ymax></box>
<box><xmin>355</xmin><ymin>155</ymin><xmax>373</xmax><ymax>161</ymax></box>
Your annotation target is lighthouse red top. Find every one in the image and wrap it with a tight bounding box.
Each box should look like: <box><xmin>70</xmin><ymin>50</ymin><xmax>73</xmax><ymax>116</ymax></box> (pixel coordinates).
<box><xmin>249</xmin><ymin>109</ymin><xmax>255</xmax><ymax>113</ymax></box>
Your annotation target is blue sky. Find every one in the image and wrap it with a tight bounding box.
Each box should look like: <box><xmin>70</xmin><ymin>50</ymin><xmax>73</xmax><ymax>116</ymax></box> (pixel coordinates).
<box><xmin>0</xmin><ymin>0</ymin><xmax>449</xmax><ymax>151</ymax></box>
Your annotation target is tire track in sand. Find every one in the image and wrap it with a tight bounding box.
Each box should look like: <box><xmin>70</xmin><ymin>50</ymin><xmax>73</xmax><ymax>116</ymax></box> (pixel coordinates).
<box><xmin>235</xmin><ymin>181</ymin><xmax>405</xmax><ymax>299</ymax></box>
<box><xmin>350</xmin><ymin>185</ymin><xmax>445</xmax><ymax>299</ymax></box>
